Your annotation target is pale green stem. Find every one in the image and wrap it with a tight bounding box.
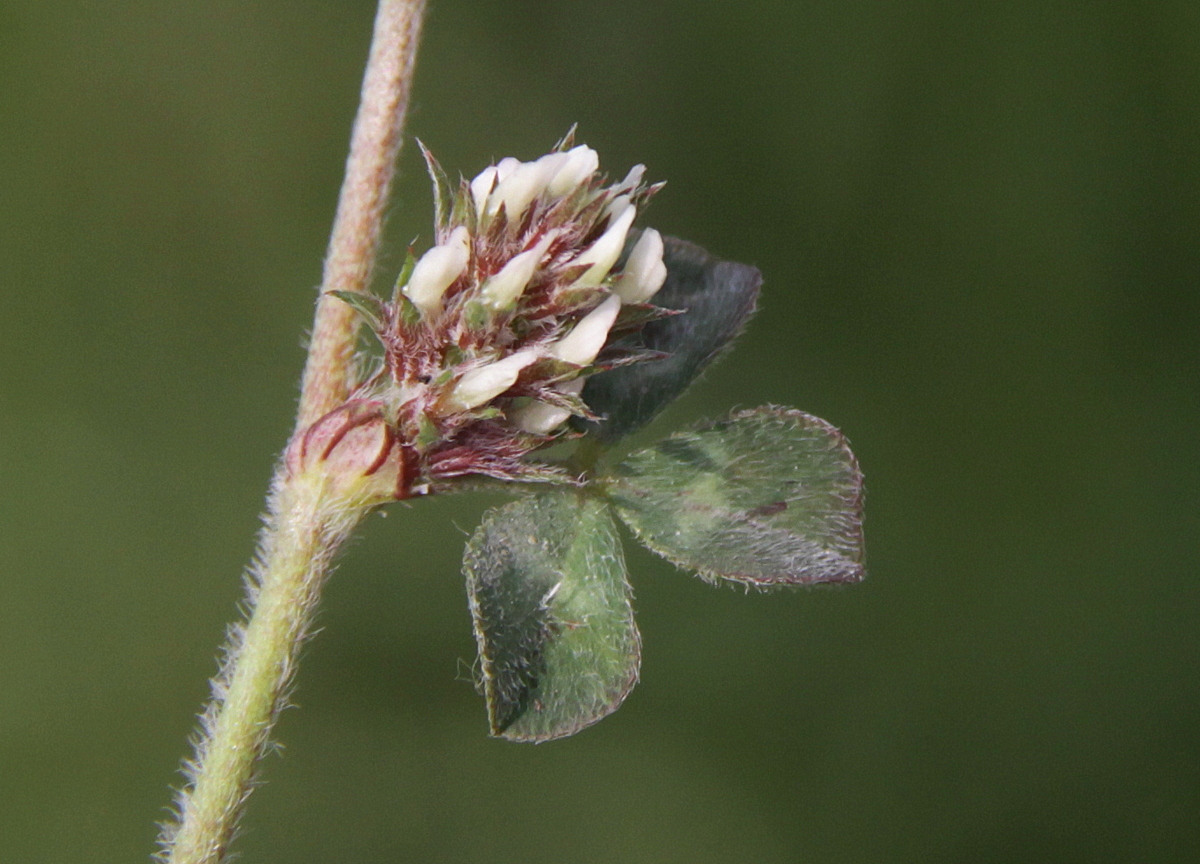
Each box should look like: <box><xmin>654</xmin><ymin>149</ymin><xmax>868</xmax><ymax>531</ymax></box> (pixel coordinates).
<box><xmin>162</xmin><ymin>474</ymin><xmax>368</xmax><ymax>864</ymax></box>
<box><xmin>157</xmin><ymin>2</ymin><xmax>426</xmax><ymax>862</ymax></box>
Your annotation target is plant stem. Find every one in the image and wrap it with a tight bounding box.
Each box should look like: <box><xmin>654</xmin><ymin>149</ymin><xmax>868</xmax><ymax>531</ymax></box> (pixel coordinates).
<box><xmin>158</xmin><ymin>3</ymin><xmax>426</xmax><ymax>862</ymax></box>
<box><xmin>301</xmin><ymin>0</ymin><xmax>428</xmax><ymax>430</ymax></box>
<box><xmin>161</xmin><ymin>474</ymin><xmax>368</xmax><ymax>864</ymax></box>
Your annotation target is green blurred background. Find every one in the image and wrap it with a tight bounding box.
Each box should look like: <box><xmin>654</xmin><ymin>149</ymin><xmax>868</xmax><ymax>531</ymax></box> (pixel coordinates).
<box><xmin>2</xmin><ymin>1</ymin><xmax>1198</xmax><ymax>861</ymax></box>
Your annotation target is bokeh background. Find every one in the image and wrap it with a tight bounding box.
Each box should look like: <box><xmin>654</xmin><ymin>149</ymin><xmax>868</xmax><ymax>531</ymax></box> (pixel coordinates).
<box><xmin>2</xmin><ymin>1</ymin><xmax>1198</xmax><ymax>861</ymax></box>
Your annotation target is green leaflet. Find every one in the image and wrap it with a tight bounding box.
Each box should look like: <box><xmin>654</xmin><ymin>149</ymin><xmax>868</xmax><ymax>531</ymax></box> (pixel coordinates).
<box><xmin>608</xmin><ymin>407</ymin><xmax>865</xmax><ymax>587</ymax></box>
<box><xmin>464</xmin><ymin>490</ymin><xmax>640</xmax><ymax>742</ymax></box>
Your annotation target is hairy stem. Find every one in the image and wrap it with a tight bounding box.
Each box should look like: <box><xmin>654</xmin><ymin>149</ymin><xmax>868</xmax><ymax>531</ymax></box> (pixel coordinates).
<box><xmin>161</xmin><ymin>475</ymin><xmax>368</xmax><ymax>864</ymax></box>
<box><xmin>300</xmin><ymin>0</ymin><xmax>427</xmax><ymax>430</ymax></box>
<box><xmin>158</xmin><ymin>2</ymin><xmax>426</xmax><ymax>862</ymax></box>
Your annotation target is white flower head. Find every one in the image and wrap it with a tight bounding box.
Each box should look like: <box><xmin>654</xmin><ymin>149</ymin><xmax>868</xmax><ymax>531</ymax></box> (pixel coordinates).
<box><xmin>328</xmin><ymin>135</ymin><xmax>679</xmax><ymax>496</ymax></box>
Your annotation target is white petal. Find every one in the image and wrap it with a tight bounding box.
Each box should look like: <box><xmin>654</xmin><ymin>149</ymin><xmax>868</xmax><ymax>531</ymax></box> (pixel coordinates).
<box><xmin>403</xmin><ymin>226</ymin><xmax>470</xmax><ymax>314</ymax></box>
<box><xmin>550</xmin><ymin>295</ymin><xmax>621</xmax><ymax>365</ymax></box>
<box><xmin>446</xmin><ymin>224</ymin><xmax>471</xmax><ymax>252</ymax></box>
<box><xmin>495</xmin><ymin>157</ymin><xmax>521</xmax><ymax>182</ymax></box>
<box><xmin>511</xmin><ymin>401</ymin><xmax>571</xmax><ymax>435</ymax></box>
<box><xmin>489</xmin><ymin>159</ymin><xmax>556</xmax><ymax>219</ymax></box>
<box><xmin>546</xmin><ymin>145</ymin><xmax>599</xmax><ymax>198</ymax></box>
<box><xmin>573</xmin><ymin>205</ymin><xmax>637</xmax><ymax>285</ymax></box>
<box><xmin>509</xmin><ymin>378</ymin><xmax>585</xmax><ymax>434</ymax></box>
<box><xmin>470</xmin><ymin>165</ymin><xmax>498</xmax><ymax>217</ymax></box>
<box><xmin>446</xmin><ymin>349</ymin><xmax>539</xmax><ymax>411</ymax></box>
<box><xmin>604</xmin><ymin>194</ymin><xmax>633</xmax><ymax>220</ymax></box>
<box><xmin>480</xmin><ymin>233</ymin><xmax>555</xmax><ymax>310</ymax></box>
<box><xmin>534</xmin><ymin>151</ymin><xmax>569</xmax><ymax>182</ymax></box>
<box><xmin>614</xmin><ymin>227</ymin><xmax>667</xmax><ymax>303</ymax></box>
<box><xmin>615</xmin><ymin>163</ymin><xmax>646</xmax><ymax>193</ymax></box>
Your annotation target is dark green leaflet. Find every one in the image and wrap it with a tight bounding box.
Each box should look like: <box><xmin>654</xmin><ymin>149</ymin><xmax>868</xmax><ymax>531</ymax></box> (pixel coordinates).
<box><xmin>464</xmin><ymin>490</ymin><xmax>640</xmax><ymax>742</ymax></box>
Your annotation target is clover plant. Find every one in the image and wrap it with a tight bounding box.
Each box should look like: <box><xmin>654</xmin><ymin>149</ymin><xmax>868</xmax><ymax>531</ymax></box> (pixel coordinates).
<box><xmin>156</xmin><ymin>4</ymin><xmax>863</xmax><ymax>860</ymax></box>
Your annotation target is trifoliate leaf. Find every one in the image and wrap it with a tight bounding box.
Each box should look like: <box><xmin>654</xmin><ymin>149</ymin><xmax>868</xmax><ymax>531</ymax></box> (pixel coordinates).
<box><xmin>577</xmin><ymin>236</ymin><xmax>761</xmax><ymax>443</ymax></box>
<box><xmin>464</xmin><ymin>490</ymin><xmax>640</xmax><ymax>742</ymax></box>
<box><xmin>607</xmin><ymin>407</ymin><xmax>864</xmax><ymax>587</ymax></box>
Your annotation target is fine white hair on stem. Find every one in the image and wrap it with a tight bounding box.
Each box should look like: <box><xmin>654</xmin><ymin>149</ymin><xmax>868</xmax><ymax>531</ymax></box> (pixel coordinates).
<box><xmin>298</xmin><ymin>0</ymin><xmax>428</xmax><ymax>432</ymax></box>
<box><xmin>157</xmin><ymin>3</ymin><xmax>428</xmax><ymax>863</ymax></box>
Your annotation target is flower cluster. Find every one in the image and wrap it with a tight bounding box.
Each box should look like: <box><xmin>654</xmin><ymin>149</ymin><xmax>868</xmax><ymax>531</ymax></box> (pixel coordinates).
<box><xmin>290</xmin><ymin>134</ymin><xmax>672</xmax><ymax>500</ymax></box>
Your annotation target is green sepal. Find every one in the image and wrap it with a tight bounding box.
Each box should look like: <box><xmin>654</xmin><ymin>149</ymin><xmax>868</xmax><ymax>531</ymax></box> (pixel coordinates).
<box><xmin>394</xmin><ymin>290</ymin><xmax>422</xmax><ymax>329</ymax></box>
<box><xmin>584</xmin><ymin>347</ymin><xmax>671</xmax><ymax>375</ymax></box>
<box><xmin>449</xmin><ymin>178</ymin><xmax>475</xmax><ymax>230</ymax></box>
<box><xmin>553</xmin><ymin>275</ymin><xmax>601</xmax><ymax>311</ymax></box>
<box><xmin>419</xmin><ymin>140</ymin><xmax>452</xmax><ymax>233</ymax></box>
<box><xmin>465</xmin><ymin>406</ymin><xmax>505</xmax><ymax>422</ymax></box>
<box><xmin>609</xmin><ymin>301</ymin><xmax>684</xmax><ymax>336</ymax></box>
<box><xmin>327</xmin><ymin>290</ymin><xmax>386</xmax><ymax>334</ymax></box>
<box><xmin>464</xmin><ymin>490</ymin><xmax>641</xmax><ymax>742</ymax></box>
<box><xmin>392</xmin><ymin>247</ymin><xmax>418</xmax><ymax>306</ymax></box>
<box><xmin>522</xmin><ymin>356</ymin><xmax>585</xmax><ymax>385</ymax></box>
<box><xmin>606</xmin><ymin>407</ymin><xmax>865</xmax><ymax>587</ymax></box>
<box><xmin>522</xmin><ymin>386</ymin><xmax>598</xmax><ymax>421</ymax></box>
<box><xmin>414</xmin><ymin>412</ymin><xmax>440</xmax><ymax>453</ymax></box>
<box><xmin>462</xmin><ymin>299</ymin><xmax>490</xmax><ymax>331</ymax></box>
<box><xmin>553</xmin><ymin>124</ymin><xmax>578</xmax><ymax>152</ymax></box>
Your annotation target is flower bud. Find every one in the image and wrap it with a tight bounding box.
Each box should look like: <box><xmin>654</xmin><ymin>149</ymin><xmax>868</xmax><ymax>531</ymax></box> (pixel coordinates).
<box><xmin>549</xmin><ymin>295</ymin><xmax>620</xmax><ymax>366</ymax></box>
<box><xmin>495</xmin><ymin>157</ymin><xmax>521</xmax><ymax>182</ymax></box>
<box><xmin>446</xmin><ymin>349</ymin><xmax>539</xmax><ymax>412</ymax></box>
<box><xmin>545</xmin><ymin>145</ymin><xmax>599</xmax><ymax>198</ymax></box>
<box><xmin>509</xmin><ymin>378</ymin><xmax>585</xmax><ymax>434</ymax></box>
<box><xmin>287</xmin><ymin>400</ymin><xmax>401</xmax><ymax>504</ymax></box>
<box><xmin>533</xmin><ymin>151</ymin><xmax>569</xmax><ymax>183</ymax></box>
<box><xmin>470</xmin><ymin>165</ymin><xmax>499</xmax><ymax>216</ymax></box>
<box><xmin>480</xmin><ymin>234</ymin><xmax>555</xmax><ymax>311</ymax></box>
<box><xmin>489</xmin><ymin>159</ymin><xmax>557</xmax><ymax>220</ymax></box>
<box><xmin>614</xmin><ymin>228</ymin><xmax>667</xmax><ymax>303</ymax></box>
<box><xmin>615</xmin><ymin>163</ymin><xmax>646</xmax><ymax>194</ymax></box>
<box><xmin>404</xmin><ymin>226</ymin><xmax>470</xmax><ymax>314</ymax></box>
<box><xmin>573</xmin><ymin>206</ymin><xmax>637</xmax><ymax>286</ymax></box>
<box><xmin>604</xmin><ymin>194</ymin><xmax>633</xmax><ymax>220</ymax></box>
